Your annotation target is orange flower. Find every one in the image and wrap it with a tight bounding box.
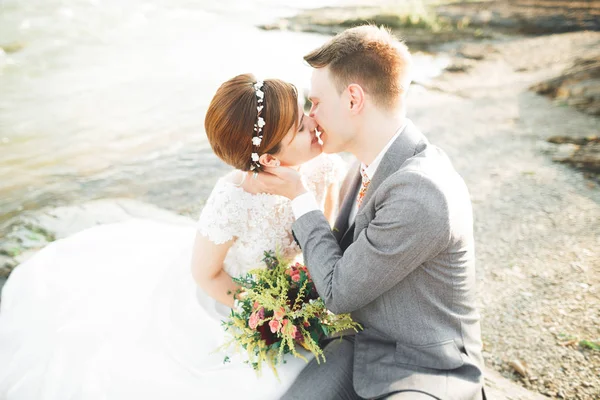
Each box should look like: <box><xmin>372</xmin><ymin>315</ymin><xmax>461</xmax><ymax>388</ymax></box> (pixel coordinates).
<box><xmin>274</xmin><ymin>307</ymin><xmax>285</xmax><ymax>320</ymax></box>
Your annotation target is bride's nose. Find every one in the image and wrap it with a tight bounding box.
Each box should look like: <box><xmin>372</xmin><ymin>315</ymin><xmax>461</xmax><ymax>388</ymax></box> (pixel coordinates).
<box><xmin>305</xmin><ymin>115</ymin><xmax>317</xmax><ymax>132</ymax></box>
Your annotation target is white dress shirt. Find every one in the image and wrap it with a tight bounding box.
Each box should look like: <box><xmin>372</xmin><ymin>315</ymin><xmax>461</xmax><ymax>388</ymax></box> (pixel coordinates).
<box><xmin>292</xmin><ymin>122</ymin><xmax>407</xmax><ymax>224</ymax></box>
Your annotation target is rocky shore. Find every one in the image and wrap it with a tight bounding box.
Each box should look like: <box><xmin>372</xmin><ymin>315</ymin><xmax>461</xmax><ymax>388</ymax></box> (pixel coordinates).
<box><xmin>259</xmin><ymin>0</ymin><xmax>600</xmax><ymax>50</ymax></box>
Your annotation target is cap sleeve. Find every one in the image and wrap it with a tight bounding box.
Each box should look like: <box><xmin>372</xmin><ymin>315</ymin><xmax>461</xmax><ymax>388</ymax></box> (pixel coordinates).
<box><xmin>197</xmin><ymin>181</ymin><xmax>246</xmax><ymax>245</ymax></box>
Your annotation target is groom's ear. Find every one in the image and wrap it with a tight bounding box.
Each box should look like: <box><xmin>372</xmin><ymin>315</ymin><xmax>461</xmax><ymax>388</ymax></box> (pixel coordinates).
<box><xmin>259</xmin><ymin>153</ymin><xmax>281</xmax><ymax>168</ymax></box>
<box><xmin>347</xmin><ymin>84</ymin><xmax>365</xmax><ymax>114</ymax></box>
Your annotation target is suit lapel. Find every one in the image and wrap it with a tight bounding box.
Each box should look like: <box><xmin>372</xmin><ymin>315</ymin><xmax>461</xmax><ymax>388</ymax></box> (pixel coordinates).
<box><xmin>333</xmin><ymin>165</ymin><xmax>361</xmax><ymax>243</ymax></box>
<box><xmin>354</xmin><ymin>120</ymin><xmax>427</xmax><ymax>225</ymax></box>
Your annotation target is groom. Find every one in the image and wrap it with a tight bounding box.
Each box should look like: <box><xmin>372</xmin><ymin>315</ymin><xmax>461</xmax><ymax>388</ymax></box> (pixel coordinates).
<box><xmin>259</xmin><ymin>25</ymin><xmax>485</xmax><ymax>400</ymax></box>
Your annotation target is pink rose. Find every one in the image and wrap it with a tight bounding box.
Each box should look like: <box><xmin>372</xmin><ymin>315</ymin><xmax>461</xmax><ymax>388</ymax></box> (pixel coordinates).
<box><xmin>257</xmin><ymin>307</ymin><xmax>265</xmax><ymax>320</ymax></box>
<box><xmin>248</xmin><ymin>312</ymin><xmax>260</xmax><ymax>330</ymax></box>
<box><xmin>269</xmin><ymin>319</ymin><xmax>281</xmax><ymax>333</ymax></box>
<box><xmin>291</xmin><ymin>273</ymin><xmax>301</xmax><ymax>282</ymax></box>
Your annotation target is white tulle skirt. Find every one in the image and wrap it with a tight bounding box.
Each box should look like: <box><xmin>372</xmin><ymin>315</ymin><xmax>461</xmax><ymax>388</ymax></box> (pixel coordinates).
<box><xmin>0</xmin><ymin>219</ymin><xmax>309</xmax><ymax>400</ymax></box>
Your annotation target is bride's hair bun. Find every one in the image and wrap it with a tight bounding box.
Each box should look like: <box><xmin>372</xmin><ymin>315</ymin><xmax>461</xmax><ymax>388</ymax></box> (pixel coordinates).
<box><xmin>204</xmin><ymin>74</ymin><xmax>299</xmax><ymax>171</ymax></box>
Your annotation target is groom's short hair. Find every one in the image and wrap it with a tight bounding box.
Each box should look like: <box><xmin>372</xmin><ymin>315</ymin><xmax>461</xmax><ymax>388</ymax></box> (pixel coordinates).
<box><xmin>304</xmin><ymin>25</ymin><xmax>412</xmax><ymax>110</ymax></box>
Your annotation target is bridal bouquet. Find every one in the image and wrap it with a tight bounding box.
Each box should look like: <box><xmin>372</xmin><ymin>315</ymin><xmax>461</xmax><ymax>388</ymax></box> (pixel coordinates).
<box><xmin>221</xmin><ymin>251</ymin><xmax>361</xmax><ymax>376</ymax></box>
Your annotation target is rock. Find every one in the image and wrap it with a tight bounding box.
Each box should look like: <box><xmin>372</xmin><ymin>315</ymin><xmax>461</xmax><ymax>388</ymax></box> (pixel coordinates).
<box><xmin>566</xmin><ymin>142</ymin><xmax>600</xmax><ymax>172</ymax></box>
<box><xmin>435</xmin><ymin>0</ymin><xmax>600</xmax><ymax>35</ymax></box>
<box><xmin>0</xmin><ymin>255</ymin><xmax>17</xmax><ymax>278</ymax></box>
<box><xmin>544</xmin><ymin>137</ymin><xmax>600</xmax><ymax>172</ymax></box>
<box><xmin>15</xmin><ymin>198</ymin><xmax>193</xmax><ymax>240</ymax></box>
<box><xmin>509</xmin><ymin>359</ymin><xmax>529</xmax><ymax>378</ymax></box>
<box><xmin>444</xmin><ymin>58</ymin><xmax>475</xmax><ymax>73</ymax></box>
<box><xmin>455</xmin><ymin>44</ymin><xmax>494</xmax><ymax>61</ymax></box>
<box><xmin>531</xmin><ymin>55</ymin><xmax>600</xmax><ymax>116</ymax></box>
<box><xmin>0</xmin><ymin>199</ymin><xmax>195</xmax><ymax>284</ymax></box>
<box><xmin>257</xmin><ymin>6</ymin><xmax>493</xmax><ymax>51</ymax></box>
<box><xmin>547</xmin><ymin>136</ymin><xmax>597</xmax><ymax>146</ymax></box>
<box><xmin>538</xmin><ymin>142</ymin><xmax>578</xmax><ymax>160</ymax></box>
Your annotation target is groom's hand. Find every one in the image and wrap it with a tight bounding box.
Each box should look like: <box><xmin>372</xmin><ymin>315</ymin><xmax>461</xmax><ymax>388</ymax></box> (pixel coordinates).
<box><xmin>256</xmin><ymin>166</ymin><xmax>308</xmax><ymax>200</ymax></box>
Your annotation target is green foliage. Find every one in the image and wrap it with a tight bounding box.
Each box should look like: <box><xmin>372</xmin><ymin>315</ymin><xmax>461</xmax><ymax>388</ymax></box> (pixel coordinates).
<box><xmin>2</xmin><ymin>246</ymin><xmax>22</xmax><ymax>257</ymax></box>
<box><xmin>579</xmin><ymin>340</ymin><xmax>600</xmax><ymax>351</ymax></box>
<box><xmin>338</xmin><ymin>13</ymin><xmax>439</xmax><ymax>31</ymax></box>
<box><xmin>557</xmin><ymin>332</ymin><xmax>578</xmax><ymax>342</ymax></box>
<box><xmin>331</xmin><ymin>1</ymin><xmax>475</xmax><ymax>34</ymax></box>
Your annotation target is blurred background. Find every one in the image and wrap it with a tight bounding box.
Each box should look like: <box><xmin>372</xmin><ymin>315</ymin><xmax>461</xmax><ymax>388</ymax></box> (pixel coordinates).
<box><xmin>1</xmin><ymin>0</ymin><xmax>599</xmax><ymax>399</ymax></box>
<box><xmin>0</xmin><ymin>0</ymin><xmax>356</xmax><ymax>229</ymax></box>
<box><xmin>0</xmin><ymin>0</ymin><xmax>453</xmax><ymax>232</ymax></box>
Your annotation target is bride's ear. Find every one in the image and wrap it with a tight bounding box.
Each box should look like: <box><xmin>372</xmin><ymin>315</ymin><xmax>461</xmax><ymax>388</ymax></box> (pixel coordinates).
<box><xmin>259</xmin><ymin>153</ymin><xmax>281</xmax><ymax>167</ymax></box>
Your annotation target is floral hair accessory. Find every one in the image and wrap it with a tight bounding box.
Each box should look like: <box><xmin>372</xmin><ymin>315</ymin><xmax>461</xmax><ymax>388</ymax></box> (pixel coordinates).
<box><xmin>250</xmin><ymin>80</ymin><xmax>265</xmax><ymax>175</ymax></box>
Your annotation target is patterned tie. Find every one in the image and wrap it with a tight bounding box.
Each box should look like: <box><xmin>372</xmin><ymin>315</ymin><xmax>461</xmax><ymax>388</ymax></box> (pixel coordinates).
<box><xmin>356</xmin><ymin>166</ymin><xmax>371</xmax><ymax>208</ymax></box>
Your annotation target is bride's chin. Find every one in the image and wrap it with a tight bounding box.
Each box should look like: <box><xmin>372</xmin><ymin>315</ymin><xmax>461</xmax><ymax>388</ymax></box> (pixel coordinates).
<box><xmin>298</xmin><ymin>152</ymin><xmax>322</xmax><ymax>166</ymax></box>
<box><xmin>311</xmin><ymin>146</ymin><xmax>323</xmax><ymax>158</ymax></box>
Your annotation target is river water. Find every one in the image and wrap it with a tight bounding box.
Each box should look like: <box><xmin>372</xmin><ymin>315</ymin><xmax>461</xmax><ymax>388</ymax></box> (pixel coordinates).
<box><xmin>0</xmin><ymin>0</ymin><xmax>447</xmax><ymax>236</ymax></box>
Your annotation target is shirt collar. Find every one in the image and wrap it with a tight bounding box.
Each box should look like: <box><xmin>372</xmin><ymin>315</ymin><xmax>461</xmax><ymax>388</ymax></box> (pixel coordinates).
<box><xmin>361</xmin><ymin>121</ymin><xmax>408</xmax><ymax>180</ymax></box>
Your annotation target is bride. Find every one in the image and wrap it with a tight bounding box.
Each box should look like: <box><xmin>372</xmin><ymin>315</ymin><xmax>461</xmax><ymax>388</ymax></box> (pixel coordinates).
<box><xmin>0</xmin><ymin>74</ymin><xmax>346</xmax><ymax>399</ymax></box>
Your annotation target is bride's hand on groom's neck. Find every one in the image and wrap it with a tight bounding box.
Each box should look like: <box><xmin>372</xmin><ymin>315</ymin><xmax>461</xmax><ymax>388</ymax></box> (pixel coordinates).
<box><xmin>256</xmin><ymin>166</ymin><xmax>308</xmax><ymax>200</ymax></box>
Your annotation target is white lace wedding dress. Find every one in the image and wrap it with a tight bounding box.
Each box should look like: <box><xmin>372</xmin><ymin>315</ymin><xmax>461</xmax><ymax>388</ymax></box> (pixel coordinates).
<box><xmin>0</xmin><ymin>154</ymin><xmax>346</xmax><ymax>400</ymax></box>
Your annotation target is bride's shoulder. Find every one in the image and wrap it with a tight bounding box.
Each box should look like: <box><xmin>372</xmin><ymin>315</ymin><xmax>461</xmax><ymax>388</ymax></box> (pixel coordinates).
<box><xmin>207</xmin><ymin>171</ymin><xmax>245</xmax><ymax>193</ymax></box>
<box><xmin>197</xmin><ymin>171</ymin><xmax>248</xmax><ymax>243</ymax></box>
<box><xmin>301</xmin><ymin>153</ymin><xmax>348</xmax><ymax>185</ymax></box>
<box><xmin>202</xmin><ymin>171</ymin><xmax>247</xmax><ymax>205</ymax></box>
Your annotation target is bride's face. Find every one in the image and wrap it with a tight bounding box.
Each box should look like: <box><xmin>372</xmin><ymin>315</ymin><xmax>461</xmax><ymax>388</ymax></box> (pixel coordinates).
<box><xmin>274</xmin><ymin>104</ymin><xmax>322</xmax><ymax>167</ymax></box>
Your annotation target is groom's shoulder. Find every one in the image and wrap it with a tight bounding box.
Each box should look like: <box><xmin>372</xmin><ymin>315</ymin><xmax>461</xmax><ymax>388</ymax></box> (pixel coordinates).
<box><xmin>401</xmin><ymin>144</ymin><xmax>457</xmax><ymax>179</ymax></box>
<box><xmin>383</xmin><ymin>145</ymin><xmax>467</xmax><ymax>199</ymax></box>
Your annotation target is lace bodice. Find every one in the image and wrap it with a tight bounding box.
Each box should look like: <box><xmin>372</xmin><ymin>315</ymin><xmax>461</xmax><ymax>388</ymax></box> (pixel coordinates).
<box><xmin>197</xmin><ymin>154</ymin><xmax>346</xmax><ymax>278</ymax></box>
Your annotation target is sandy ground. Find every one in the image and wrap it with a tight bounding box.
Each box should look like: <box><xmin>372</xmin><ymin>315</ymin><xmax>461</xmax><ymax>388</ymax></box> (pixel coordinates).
<box><xmin>407</xmin><ymin>31</ymin><xmax>600</xmax><ymax>399</ymax></box>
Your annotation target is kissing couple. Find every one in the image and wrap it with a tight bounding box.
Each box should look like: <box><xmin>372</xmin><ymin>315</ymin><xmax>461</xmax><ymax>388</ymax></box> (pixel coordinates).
<box><xmin>0</xmin><ymin>25</ymin><xmax>485</xmax><ymax>400</ymax></box>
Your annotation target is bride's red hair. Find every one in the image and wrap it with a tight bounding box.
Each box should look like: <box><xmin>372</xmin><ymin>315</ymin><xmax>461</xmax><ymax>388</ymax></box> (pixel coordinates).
<box><xmin>204</xmin><ymin>74</ymin><xmax>299</xmax><ymax>171</ymax></box>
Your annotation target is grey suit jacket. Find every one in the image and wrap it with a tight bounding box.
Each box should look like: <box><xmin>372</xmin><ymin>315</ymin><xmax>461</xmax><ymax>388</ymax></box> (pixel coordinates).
<box><xmin>292</xmin><ymin>121</ymin><xmax>484</xmax><ymax>400</ymax></box>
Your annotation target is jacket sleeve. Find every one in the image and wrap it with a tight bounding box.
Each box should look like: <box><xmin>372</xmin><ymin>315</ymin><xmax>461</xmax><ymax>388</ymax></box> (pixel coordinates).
<box><xmin>292</xmin><ymin>171</ymin><xmax>450</xmax><ymax>314</ymax></box>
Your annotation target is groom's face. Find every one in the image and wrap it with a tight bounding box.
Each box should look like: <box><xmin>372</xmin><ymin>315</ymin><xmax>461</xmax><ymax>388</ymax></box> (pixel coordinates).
<box><xmin>308</xmin><ymin>67</ymin><xmax>354</xmax><ymax>154</ymax></box>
